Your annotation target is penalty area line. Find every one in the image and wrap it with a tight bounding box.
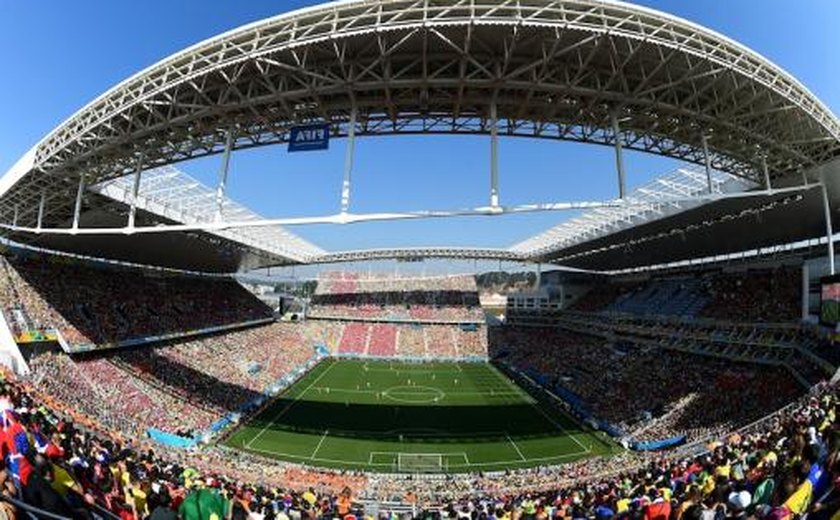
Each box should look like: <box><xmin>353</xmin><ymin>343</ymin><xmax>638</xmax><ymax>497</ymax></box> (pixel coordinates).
<box><xmin>245</xmin><ymin>361</ymin><xmax>337</xmax><ymax>450</ymax></box>
<box><xmin>310</xmin><ymin>430</ymin><xmax>330</xmax><ymax>460</ymax></box>
<box><xmin>506</xmin><ymin>433</ymin><xmax>527</xmax><ymax>461</ymax></box>
<box><xmin>487</xmin><ymin>364</ymin><xmax>590</xmax><ymax>454</ymax></box>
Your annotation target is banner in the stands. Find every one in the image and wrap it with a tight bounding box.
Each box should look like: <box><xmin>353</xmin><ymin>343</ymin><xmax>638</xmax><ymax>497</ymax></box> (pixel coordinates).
<box><xmin>15</xmin><ymin>330</ymin><xmax>58</xmax><ymax>344</ymax></box>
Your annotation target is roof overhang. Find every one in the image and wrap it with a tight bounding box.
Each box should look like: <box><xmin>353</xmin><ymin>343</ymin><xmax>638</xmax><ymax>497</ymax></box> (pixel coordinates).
<box><xmin>0</xmin><ymin>0</ymin><xmax>838</xmax><ymax>271</ymax></box>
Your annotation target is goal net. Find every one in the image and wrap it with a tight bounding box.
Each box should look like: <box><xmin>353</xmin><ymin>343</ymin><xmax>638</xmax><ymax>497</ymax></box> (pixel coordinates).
<box><xmin>397</xmin><ymin>453</ymin><xmax>444</xmax><ymax>473</ymax></box>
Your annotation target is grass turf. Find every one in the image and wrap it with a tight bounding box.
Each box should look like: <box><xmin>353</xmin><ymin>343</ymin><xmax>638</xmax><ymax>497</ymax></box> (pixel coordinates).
<box><xmin>222</xmin><ymin>358</ymin><xmax>616</xmax><ymax>473</ymax></box>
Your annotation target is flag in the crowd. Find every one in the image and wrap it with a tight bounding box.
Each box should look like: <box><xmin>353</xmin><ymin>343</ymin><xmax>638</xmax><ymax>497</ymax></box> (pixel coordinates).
<box><xmin>0</xmin><ymin>397</ymin><xmax>33</xmax><ymax>486</ymax></box>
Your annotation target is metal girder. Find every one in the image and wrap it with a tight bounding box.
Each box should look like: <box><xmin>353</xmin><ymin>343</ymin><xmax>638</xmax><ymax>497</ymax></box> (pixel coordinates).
<box><xmin>0</xmin><ymin>0</ymin><xmax>837</xmax><ymax>272</ymax></box>
<box><xmin>511</xmin><ymin>164</ymin><xmax>755</xmax><ymax>256</ymax></box>
<box><xmin>0</xmin><ymin>0</ymin><xmax>837</xmax><ymax>236</ymax></box>
<box><xmin>89</xmin><ymin>166</ymin><xmax>325</xmax><ymax>263</ymax></box>
<box><xmin>312</xmin><ymin>247</ymin><xmax>526</xmax><ymax>264</ymax></box>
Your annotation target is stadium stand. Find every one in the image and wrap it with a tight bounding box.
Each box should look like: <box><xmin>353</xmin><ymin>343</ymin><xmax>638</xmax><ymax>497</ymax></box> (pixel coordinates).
<box><xmin>0</xmin><ymin>253</ymin><xmax>273</xmax><ymax>349</ymax></box>
<box><xmin>454</xmin><ymin>326</ymin><xmax>486</xmax><ymax>358</ymax></box>
<box><xmin>367</xmin><ymin>323</ymin><xmax>397</xmax><ymax>357</ymax></box>
<box><xmin>306</xmin><ymin>272</ymin><xmax>489</xmax><ymax>360</ymax></box>
<box><xmin>700</xmin><ymin>267</ymin><xmax>802</xmax><ymax>322</ymax></box>
<box><xmin>0</xmin><ymin>199</ymin><xmax>824</xmax><ymax>520</ymax></box>
<box><xmin>309</xmin><ymin>272</ymin><xmax>484</xmax><ymax>323</ymax></box>
<box><xmin>570</xmin><ymin>267</ymin><xmax>802</xmax><ymax>323</ymax></box>
<box><xmin>0</xmin><ymin>362</ymin><xmax>834</xmax><ymax>519</ymax></box>
<box><xmin>319</xmin><ymin>320</ymin><xmax>487</xmax><ymax>359</ymax></box>
<box><xmin>25</xmin><ymin>322</ymin><xmax>318</xmax><ymax>438</ymax></box>
<box><xmin>337</xmin><ymin>322</ymin><xmax>370</xmax><ymax>355</ymax></box>
<box><xmin>0</xmin><ymin>258</ymin><xmax>833</xmax><ymax>520</ymax></box>
<box><xmin>606</xmin><ymin>277</ymin><xmax>708</xmax><ymax>317</ymax></box>
<box><xmin>569</xmin><ymin>281</ymin><xmax>639</xmax><ymax>312</ymax></box>
<box><xmin>425</xmin><ymin>325</ymin><xmax>458</xmax><ymax>357</ymax></box>
<box><xmin>1</xmin><ymin>0</ymin><xmax>838</xmax><ymax>516</ymax></box>
<box><xmin>396</xmin><ymin>324</ymin><xmax>426</xmax><ymax>357</ymax></box>
<box><xmin>490</xmin><ymin>326</ymin><xmax>803</xmax><ymax>443</ymax></box>
<box><xmin>506</xmin><ymin>304</ymin><xmax>835</xmax><ymax>386</ymax></box>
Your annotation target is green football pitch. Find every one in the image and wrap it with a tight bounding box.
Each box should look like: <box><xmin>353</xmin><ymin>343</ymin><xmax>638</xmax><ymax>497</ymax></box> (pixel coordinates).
<box><xmin>223</xmin><ymin>358</ymin><xmax>616</xmax><ymax>473</ymax></box>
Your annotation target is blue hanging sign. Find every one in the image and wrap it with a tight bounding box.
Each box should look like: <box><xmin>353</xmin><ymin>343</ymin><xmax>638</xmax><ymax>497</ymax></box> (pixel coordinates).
<box><xmin>288</xmin><ymin>123</ymin><xmax>330</xmax><ymax>152</ymax></box>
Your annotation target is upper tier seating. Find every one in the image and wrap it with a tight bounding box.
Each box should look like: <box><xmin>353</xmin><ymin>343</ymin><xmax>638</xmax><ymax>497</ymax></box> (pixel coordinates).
<box><xmin>309</xmin><ymin>272</ymin><xmax>484</xmax><ymax>323</ymax></box>
<box><xmin>569</xmin><ymin>267</ymin><xmax>801</xmax><ymax>322</ymax></box>
<box><xmin>0</xmin><ymin>253</ymin><xmax>272</xmax><ymax>348</ymax></box>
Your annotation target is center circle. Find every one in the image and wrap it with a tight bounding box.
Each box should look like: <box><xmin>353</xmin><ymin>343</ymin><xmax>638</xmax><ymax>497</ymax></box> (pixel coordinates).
<box><xmin>383</xmin><ymin>386</ymin><xmax>445</xmax><ymax>404</ymax></box>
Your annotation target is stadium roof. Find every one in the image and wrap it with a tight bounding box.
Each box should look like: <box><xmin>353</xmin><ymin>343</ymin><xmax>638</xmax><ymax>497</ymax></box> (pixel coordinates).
<box><xmin>1</xmin><ymin>0</ymin><xmax>839</xmax><ymax>272</ymax></box>
<box><xmin>511</xmin><ymin>166</ymin><xmax>756</xmax><ymax>258</ymax></box>
<box><xmin>90</xmin><ymin>166</ymin><xmax>325</xmax><ymax>263</ymax></box>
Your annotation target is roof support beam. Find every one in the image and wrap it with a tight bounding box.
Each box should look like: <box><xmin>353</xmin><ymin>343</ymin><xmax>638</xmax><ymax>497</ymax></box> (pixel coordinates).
<box><xmin>341</xmin><ymin>105</ymin><xmax>357</xmax><ymax>214</ymax></box>
<box><xmin>215</xmin><ymin>128</ymin><xmax>234</xmax><ymax>222</ymax></box>
<box><xmin>127</xmin><ymin>154</ymin><xmax>144</xmax><ymax>229</ymax></box>
<box><xmin>821</xmin><ymin>173</ymin><xmax>835</xmax><ymax>275</ymax></box>
<box><xmin>761</xmin><ymin>155</ymin><xmax>772</xmax><ymax>191</ymax></box>
<box><xmin>611</xmin><ymin>113</ymin><xmax>627</xmax><ymax>199</ymax></box>
<box><xmin>701</xmin><ymin>133</ymin><xmax>714</xmax><ymax>194</ymax></box>
<box><xmin>36</xmin><ymin>191</ymin><xmax>45</xmax><ymax>231</ymax></box>
<box><xmin>490</xmin><ymin>101</ymin><xmax>500</xmax><ymax>208</ymax></box>
<box><xmin>72</xmin><ymin>173</ymin><xmax>86</xmax><ymax>231</ymax></box>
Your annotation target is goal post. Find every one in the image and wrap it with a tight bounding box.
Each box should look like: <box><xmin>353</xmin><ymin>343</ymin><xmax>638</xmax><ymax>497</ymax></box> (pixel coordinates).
<box><xmin>370</xmin><ymin>452</ymin><xmax>467</xmax><ymax>472</ymax></box>
<box><xmin>397</xmin><ymin>453</ymin><xmax>444</xmax><ymax>473</ymax></box>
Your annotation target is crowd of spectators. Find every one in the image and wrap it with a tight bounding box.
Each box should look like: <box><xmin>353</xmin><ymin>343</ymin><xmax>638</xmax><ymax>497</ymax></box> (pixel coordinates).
<box><xmin>323</xmin><ymin>320</ymin><xmax>487</xmax><ymax>359</ymax></box>
<box><xmin>570</xmin><ymin>282</ymin><xmax>640</xmax><ymax>313</ymax></box>
<box><xmin>426</xmin><ymin>326</ymin><xmax>457</xmax><ymax>358</ymax></box>
<box><xmin>0</xmin><ymin>367</ymin><xmax>371</xmax><ymax>520</ymax></box>
<box><xmin>336</xmin><ymin>323</ymin><xmax>369</xmax><ymax>355</ymax></box>
<box><xmin>700</xmin><ymin>267</ymin><xmax>802</xmax><ymax>323</ymax></box>
<box><xmin>309</xmin><ymin>273</ymin><xmax>484</xmax><ymax>323</ymax></box>
<box><xmin>569</xmin><ymin>267</ymin><xmax>802</xmax><ymax>323</ymax></box>
<box><xmin>490</xmin><ymin>326</ymin><xmax>804</xmax><ymax>443</ymax></box>
<box><xmin>0</xmin><ymin>254</ymin><xmax>272</xmax><ymax>348</ymax></box>
<box><xmin>506</xmin><ymin>310</ymin><xmax>836</xmax><ymax>386</ymax></box>
<box><xmin>0</xmin><ymin>353</ymin><xmax>837</xmax><ymax>520</ymax></box>
<box><xmin>397</xmin><ymin>325</ymin><xmax>426</xmax><ymax>357</ymax></box>
<box><xmin>25</xmin><ymin>322</ymin><xmax>317</xmax><ymax>438</ymax></box>
<box><xmin>393</xmin><ymin>382</ymin><xmax>840</xmax><ymax>518</ymax></box>
<box><xmin>0</xmin><ymin>256</ymin><xmax>89</xmax><ymax>346</ymax></box>
<box><xmin>368</xmin><ymin>324</ymin><xmax>398</xmax><ymax>357</ymax></box>
<box><xmin>0</xmin><ymin>258</ymin><xmax>833</xmax><ymax>520</ymax></box>
<box><xmin>316</xmin><ymin>273</ymin><xmax>477</xmax><ymax>295</ymax></box>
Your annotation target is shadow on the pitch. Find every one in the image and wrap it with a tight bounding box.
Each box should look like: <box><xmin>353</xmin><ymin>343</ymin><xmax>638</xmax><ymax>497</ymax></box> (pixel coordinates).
<box><xmin>244</xmin><ymin>399</ymin><xmax>588</xmax><ymax>443</ymax></box>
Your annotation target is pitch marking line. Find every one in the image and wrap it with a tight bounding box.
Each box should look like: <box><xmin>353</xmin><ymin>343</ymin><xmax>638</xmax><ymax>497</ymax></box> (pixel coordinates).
<box><xmin>239</xmin><ymin>362</ymin><xmax>594</xmax><ymax>470</ymax></box>
<box><xmin>529</xmin><ymin>400</ymin><xmax>589</xmax><ymax>453</ymax></box>
<box><xmin>244</xmin><ymin>434</ymin><xmax>592</xmax><ymax>468</ymax></box>
<box><xmin>244</xmin><ymin>443</ymin><xmax>590</xmax><ymax>470</ymax></box>
<box><xmin>246</xmin><ymin>360</ymin><xmax>337</xmax><ymax>449</ymax></box>
<box><xmin>463</xmin><ymin>448</ymin><xmax>589</xmax><ymax>467</ymax></box>
<box><xmin>506</xmin><ymin>433</ymin><xmax>527</xmax><ymax>461</ymax></box>
<box><xmin>364</xmin><ymin>363</ymin><xmax>464</xmax><ymax>374</ymax></box>
<box><xmin>310</xmin><ymin>386</ymin><xmax>522</xmax><ymax>398</ymax></box>
<box><xmin>487</xmin><ymin>364</ymin><xmax>590</xmax><ymax>454</ymax></box>
<box><xmin>310</xmin><ymin>430</ymin><xmax>330</xmax><ymax>460</ymax></box>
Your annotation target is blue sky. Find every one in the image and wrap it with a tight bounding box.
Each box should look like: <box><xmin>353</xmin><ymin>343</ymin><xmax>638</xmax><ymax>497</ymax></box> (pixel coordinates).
<box><xmin>1</xmin><ymin>0</ymin><xmax>838</xmax><ymax>254</ymax></box>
